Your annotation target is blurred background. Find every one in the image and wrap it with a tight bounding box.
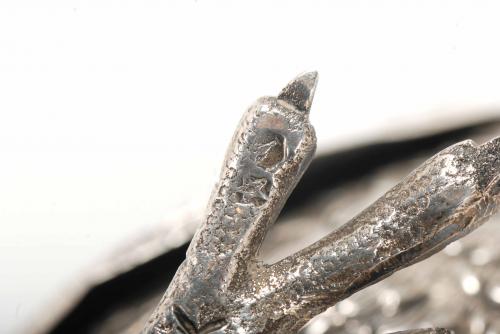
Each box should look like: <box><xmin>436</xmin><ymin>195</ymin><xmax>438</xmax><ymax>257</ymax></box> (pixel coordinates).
<box><xmin>1</xmin><ymin>1</ymin><xmax>500</xmax><ymax>333</ymax></box>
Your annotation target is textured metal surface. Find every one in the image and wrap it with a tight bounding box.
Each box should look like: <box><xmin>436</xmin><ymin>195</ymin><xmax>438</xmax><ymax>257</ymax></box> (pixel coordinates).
<box><xmin>297</xmin><ymin>205</ymin><xmax>500</xmax><ymax>334</ymax></box>
<box><xmin>143</xmin><ymin>73</ymin><xmax>500</xmax><ymax>334</ymax></box>
<box><xmin>263</xmin><ymin>138</ymin><xmax>500</xmax><ymax>333</ymax></box>
<box><xmin>143</xmin><ymin>73</ymin><xmax>318</xmax><ymax>333</ymax></box>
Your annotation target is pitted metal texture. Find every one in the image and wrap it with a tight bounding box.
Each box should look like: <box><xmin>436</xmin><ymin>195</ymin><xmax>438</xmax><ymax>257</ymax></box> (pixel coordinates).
<box><xmin>143</xmin><ymin>73</ymin><xmax>499</xmax><ymax>334</ymax></box>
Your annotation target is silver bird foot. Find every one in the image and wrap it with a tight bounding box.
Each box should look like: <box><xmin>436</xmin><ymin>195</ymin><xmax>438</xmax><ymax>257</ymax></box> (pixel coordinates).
<box><xmin>142</xmin><ymin>73</ymin><xmax>499</xmax><ymax>334</ymax></box>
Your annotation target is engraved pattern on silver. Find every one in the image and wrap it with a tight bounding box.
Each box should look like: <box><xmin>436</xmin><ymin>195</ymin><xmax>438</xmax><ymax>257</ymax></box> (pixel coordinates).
<box><xmin>142</xmin><ymin>73</ymin><xmax>500</xmax><ymax>334</ymax></box>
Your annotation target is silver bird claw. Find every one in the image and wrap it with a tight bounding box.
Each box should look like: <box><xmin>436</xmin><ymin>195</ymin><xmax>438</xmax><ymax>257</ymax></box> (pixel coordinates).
<box><xmin>143</xmin><ymin>73</ymin><xmax>499</xmax><ymax>334</ymax></box>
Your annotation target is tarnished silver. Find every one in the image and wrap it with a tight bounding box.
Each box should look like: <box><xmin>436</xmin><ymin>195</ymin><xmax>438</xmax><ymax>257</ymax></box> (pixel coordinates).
<box><xmin>143</xmin><ymin>73</ymin><xmax>500</xmax><ymax>334</ymax></box>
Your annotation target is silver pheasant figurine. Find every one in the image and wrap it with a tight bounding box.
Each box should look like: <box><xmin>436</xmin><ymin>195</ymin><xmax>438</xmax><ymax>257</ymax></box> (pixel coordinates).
<box><xmin>142</xmin><ymin>73</ymin><xmax>500</xmax><ymax>334</ymax></box>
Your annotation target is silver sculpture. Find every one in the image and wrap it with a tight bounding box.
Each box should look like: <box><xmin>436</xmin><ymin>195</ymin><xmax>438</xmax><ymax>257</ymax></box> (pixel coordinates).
<box><xmin>143</xmin><ymin>73</ymin><xmax>500</xmax><ymax>334</ymax></box>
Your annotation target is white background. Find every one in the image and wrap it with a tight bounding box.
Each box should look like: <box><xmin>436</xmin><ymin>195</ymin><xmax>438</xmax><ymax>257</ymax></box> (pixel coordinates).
<box><xmin>1</xmin><ymin>1</ymin><xmax>500</xmax><ymax>333</ymax></box>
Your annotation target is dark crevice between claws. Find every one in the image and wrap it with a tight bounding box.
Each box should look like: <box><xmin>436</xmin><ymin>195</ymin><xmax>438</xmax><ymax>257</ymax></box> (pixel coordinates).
<box><xmin>172</xmin><ymin>304</ymin><xmax>197</xmax><ymax>334</ymax></box>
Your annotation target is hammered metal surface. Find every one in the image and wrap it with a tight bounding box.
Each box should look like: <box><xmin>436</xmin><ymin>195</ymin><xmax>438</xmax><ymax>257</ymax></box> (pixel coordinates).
<box><xmin>143</xmin><ymin>73</ymin><xmax>318</xmax><ymax>333</ymax></box>
<box><xmin>143</xmin><ymin>73</ymin><xmax>500</xmax><ymax>334</ymax></box>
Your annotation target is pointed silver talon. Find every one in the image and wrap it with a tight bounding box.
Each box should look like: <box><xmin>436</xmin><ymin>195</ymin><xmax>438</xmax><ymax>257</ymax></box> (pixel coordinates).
<box><xmin>278</xmin><ymin>71</ymin><xmax>318</xmax><ymax>113</ymax></box>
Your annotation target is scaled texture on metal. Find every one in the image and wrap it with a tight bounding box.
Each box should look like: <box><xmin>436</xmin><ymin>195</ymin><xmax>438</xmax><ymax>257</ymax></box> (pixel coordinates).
<box><xmin>143</xmin><ymin>73</ymin><xmax>500</xmax><ymax>334</ymax></box>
